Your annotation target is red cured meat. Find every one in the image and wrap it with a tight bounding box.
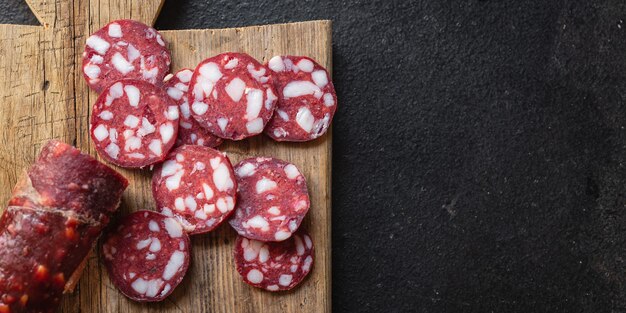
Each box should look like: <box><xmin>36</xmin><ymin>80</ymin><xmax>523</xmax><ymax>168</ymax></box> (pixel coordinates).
<box><xmin>163</xmin><ymin>69</ymin><xmax>223</xmax><ymax>148</ymax></box>
<box><xmin>152</xmin><ymin>145</ymin><xmax>237</xmax><ymax>234</ymax></box>
<box><xmin>101</xmin><ymin>210</ymin><xmax>190</xmax><ymax>302</ymax></box>
<box><xmin>188</xmin><ymin>52</ymin><xmax>278</xmax><ymax>140</ymax></box>
<box><xmin>0</xmin><ymin>140</ymin><xmax>128</xmax><ymax>313</ymax></box>
<box><xmin>0</xmin><ymin>207</ymin><xmax>102</xmax><ymax>313</ymax></box>
<box><xmin>90</xmin><ymin>79</ymin><xmax>179</xmax><ymax>168</ymax></box>
<box><xmin>229</xmin><ymin>157</ymin><xmax>309</xmax><ymax>242</ymax></box>
<box><xmin>9</xmin><ymin>140</ymin><xmax>128</xmax><ymax>224</ymax></box>
<box><xmin>82</xmin><ymin>19</ymin><xmax>171</xmax><ymax>93</ymax></box>
<box><xmin>234</xmin><ymin>230</ymin><xmax>314</xmax><ymax>291</ymax></box>
<box><xmin>264</xmin><ymin>55</ymin><xmax>337</xmax><ymax>141</ymax></box>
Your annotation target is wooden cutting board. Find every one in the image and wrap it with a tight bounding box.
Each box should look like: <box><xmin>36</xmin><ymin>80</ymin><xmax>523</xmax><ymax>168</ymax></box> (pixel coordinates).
<box><xmin>0</xmin><ymin>1</ymin><xmax>332</xmax><ymax>312</ymax></box>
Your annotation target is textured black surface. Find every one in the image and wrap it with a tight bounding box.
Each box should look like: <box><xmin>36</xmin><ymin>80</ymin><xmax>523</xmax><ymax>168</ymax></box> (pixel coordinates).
<box><xmin>3</xmin><ymin>0</ymin><xmax>626</xmax><ymax>312</ymax></box>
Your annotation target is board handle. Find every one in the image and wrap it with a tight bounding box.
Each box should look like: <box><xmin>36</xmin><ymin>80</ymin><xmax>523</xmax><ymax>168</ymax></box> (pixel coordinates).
<box><xmin>24</xmin><ymin>0</ymin><xmax>165</xmax><ymax>29</ymax></box>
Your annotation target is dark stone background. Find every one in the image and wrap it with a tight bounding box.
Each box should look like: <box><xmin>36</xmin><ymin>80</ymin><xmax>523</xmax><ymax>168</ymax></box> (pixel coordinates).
<box><xmin>4</xmin><ymin>0</ymin><xmax>626</xmax><ymax>312</ymax></box>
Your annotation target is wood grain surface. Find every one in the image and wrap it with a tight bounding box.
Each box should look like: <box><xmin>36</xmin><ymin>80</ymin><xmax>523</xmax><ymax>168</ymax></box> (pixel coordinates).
<box><xmin>0</xmin><ymin>1</ymin><xmax>332</xmax><ymax>312</ymax></box>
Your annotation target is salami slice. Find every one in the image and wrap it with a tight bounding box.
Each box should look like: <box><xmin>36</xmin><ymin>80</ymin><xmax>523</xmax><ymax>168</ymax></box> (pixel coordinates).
<box><xmin>101</xmin><ymin>211</ymin><xmax>190</xmax><ymax>302</ymax></box>
<box><xmin>229</xmin><ymin>157</ymin><xmax>309</xmax><ymax>241</ymax></box>
<box><xmin>163</xmin><ymin>69</ymin><xmax>223</xmax><ymax>148</ymax></box>
<box><xmin>90</xmin><ymin>79</ymin><xmax>179</xmax><ymax>168</ymax></box>
<box><xmin>264</xmin><ymin>56</ymin><xmax>337</xmax><ymax>141</ymax></box>
<box><xmin>152</xmin><ymin>145</ymin><xmax>237</xmax><ymax>234</ymax></box>
<box><xmin>234</xmin><ymin>230</ymin><xmax>314</xmax><ymax>291</ymax></box>
<box><xmin>188</xmin><ymin>52</ymin><xmax>278</xmax><ymax>140</ymax></box>
<box><xmin>0</xmin><ymin>140</ymin><xmax>128</xmax><ymax>313</ymax></box>
<box><xmin>82</xmin><ymin>19</ymin><xmax>171</xmax><ymax>93</ymax></box>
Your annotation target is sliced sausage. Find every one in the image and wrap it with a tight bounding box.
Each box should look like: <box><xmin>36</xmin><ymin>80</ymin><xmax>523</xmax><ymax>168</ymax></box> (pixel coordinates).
<box><xmin>265</xmin><ymin>55</ymin><xmax>337</xmax><ymax>141</ymax></box>
<box><xmin>101</xmin><ymin>210</ymin><xmax>190</xmax><ymax>302</ymax></box>
<box><xmin>82</xmin><ymin>19</ymin><xmax>171</xmax><ymax>93</ymax></box>
<box><xmin>90</xmin><ymin>79</ymin><xmax>179</xmax><ymax>168</ymax></box>
<box><xmin>229</xmin><ymin>157</ymin><xmax>309</xmax><ymax>241</ymax></box>
<box><xmin>152</xmin><ymin>145</ymin><xmax>237</xmax><ymax>234</ymax></box>
<box><xmin>163</xmin><ymin>69</ymin><xmax>223</xmax><ymax>148</ymax></box>
<box><xmin>234</xmin><ymin>230</ymin><xmax>314</xmax><ymax>291</ymax></box>
<box><xmin>188</xmin><ymin>52</ymin><xmax>277</xmax><ymax>140</ymax></box>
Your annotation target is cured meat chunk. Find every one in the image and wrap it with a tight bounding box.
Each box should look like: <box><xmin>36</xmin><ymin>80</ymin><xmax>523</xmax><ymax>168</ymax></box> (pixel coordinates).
<box><xmin>188</xmin><ymin>52</ymin><xmax>278</xmax><ymax>140</ymax></box>
<box><xmin>90</xmin><ymin>79</ymin><xmax>179</xmax><ymax>168</ymax></box>
<box><xmin>229</xmin><ymin>157</ymin><xmax>309</xmax><ymax>241</ymax></box>
<box><xmin>264</xmin><ymin>55</ymin><xmax>337</xmax><ymax>141</ymax></box>
<box><xmin>234</xmin><ymin>230</ymin><xmax>314</xmax><ymax>291</ymax></box>
<box><xmin>9</xmin><ymin>140</ymin><xmax>128</xmax><ymax>224</ymax></box>
<box><xmin>163</xmin><ymin>69</ymin><xmax>223</xmax><ymax>148</ymax></box>
<box><xmin>101</xmin><ymin>211</ymin><xmax>190</xmax><ymax>302</ymax></box>
<box><xmin>0</xmin><ymin>207</ymin><xmax>103</xmax><ymax>313</ymax></box>
<box><xmin>82</xmin><ymin>19</ymin><xmax>171</xmax><ymax>93</ymax></box>
<box><xmin>152</xmin><ymin>145</ymin><xmax>237</xmax><ymax>234</ymax></box>
<box><xmin>0</xmin><ymin>140</ymin><xmax>128</xmax><ymax>313</ymax></box>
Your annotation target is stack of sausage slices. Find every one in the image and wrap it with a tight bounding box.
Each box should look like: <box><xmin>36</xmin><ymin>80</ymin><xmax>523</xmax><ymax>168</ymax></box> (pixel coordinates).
<box><xmin>82</xmin><ymin>20</ymin><xmax>336</xmax><ymax>302</ymax></box>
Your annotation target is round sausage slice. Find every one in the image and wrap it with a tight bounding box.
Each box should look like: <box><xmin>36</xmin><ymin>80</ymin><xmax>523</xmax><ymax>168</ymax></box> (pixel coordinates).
<box><xmin>82</xmin><ymin>19</ymin><xmax>171</xmax><ymax>93</ymax></box>
<box><xmin>90</xmin><ymin>79</ymin><xmax>179</xmax><ymax>168</ymax></box>
<box><xmin>264</xmin><ymin>55</ymin><xmax>337</xmax><ymax>141</ymax></box>
<box><xmin>101</xmin><ymin>210</ymin><xmax>190</xmax><ymax>302</ymax></box>
<box><xmin>152</xmin><ymin>145</ymin><xmax>237</xmax><ymax>234</ymax></box>
<box><xmin>229</xmin><ymin>157</ymin><xmax>309</xmax><ymax>241</ymax></box>
<box><xmin>188</xmin><ymin>52</ymin><xmax>278</xmax><ymax>140</ymax></box>
<box><xmin>163</xmin><ymin>69</ymin><xmax>223</xmax><ymax>148</ymax></box>
<box><xmin>234</xmin><ymin>230</ymin><xmax>314</xmax><ymax>291</ymax></box>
